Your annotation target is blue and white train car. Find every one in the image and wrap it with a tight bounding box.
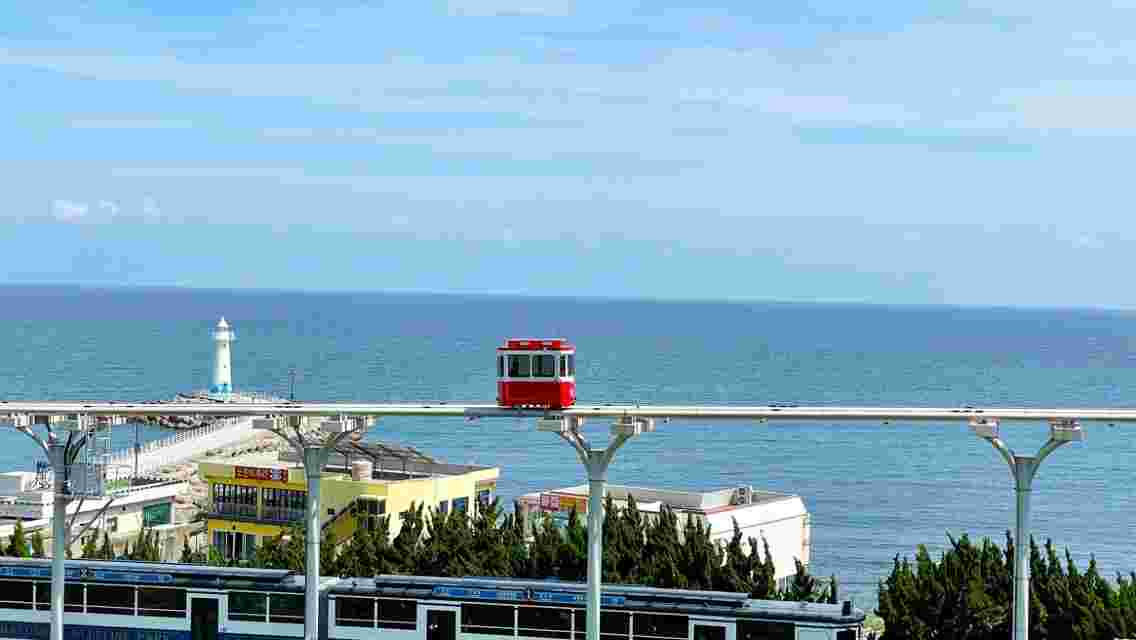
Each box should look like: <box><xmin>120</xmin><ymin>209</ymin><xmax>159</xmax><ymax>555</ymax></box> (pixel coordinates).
<box><xmin>0</xmin><ymin>560</ymin><xmax>865</xmax><ymax>640</ymax></box>
<box><xmin>0</xmin><ymin>558</ymin><xmax>305</xmax><ymax>640</ymax></box>
<box><xmin>327</xmin><ymin>575</ymin><xmax>865</xmax><ymax>640</ymax></box>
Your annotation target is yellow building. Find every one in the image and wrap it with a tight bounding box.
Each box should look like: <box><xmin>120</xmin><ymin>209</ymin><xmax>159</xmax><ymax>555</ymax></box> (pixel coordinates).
<box><xmin>199</xmin><ymin>442</ymin><xmax>499</xmax><ymax>562</ymax></box>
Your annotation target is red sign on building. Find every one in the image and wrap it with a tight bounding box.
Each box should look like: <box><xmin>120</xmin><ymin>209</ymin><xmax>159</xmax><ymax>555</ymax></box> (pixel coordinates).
<box><xmin>234</xmin><ymin>466</ymin><xmax>289</xmax><ymax>483</ymax></box>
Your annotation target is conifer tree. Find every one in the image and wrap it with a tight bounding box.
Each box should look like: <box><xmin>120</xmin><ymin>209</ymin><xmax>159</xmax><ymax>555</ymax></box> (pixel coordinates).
<box><xmin>321</xmin><ymin>529</ymin><xmax>341</xmax><ymax>576</ymax></box>
<box><xmin>31</xmin><ymin>530</ymin><xmax>45</xmax><ymax>558</ymax></box>
<box><xmin>782</xmin><ymin>558</ymin><xmax>820</xmax><ymax>602</ymax></box>
<box><xmin>679</xmin><ymin>513</ymin><xmax>716</xmax><ymax>591</ymax></box>
<box><xmin>471</xmin><ymin>499</ymin><xmax>511</xmax><ymax>577</ymax></box>
<box><xmin>502</xmin><ymin>501</ymin><xmax>530</xmax><ymax>578</ymax></box>
<box><xmin>80</xmin><ymin>533</ymin><xmax>98</xmax><ymax>560</ymax></box>
<box><xmin>557</xmin><ymin>507</ymin><xmax>587</xmax><ymax>581</ymax></box>
<box><xmin>180</xmin><ymin>538</ymin><xmax>195</xmax><ymax>564</ymax></box>
<box><xmin>7</xmin><ymin>520</ymin><xmax>29</xmax><ymax>557</ymax></box>
<box><xmin>340</xmin><ymin>517</ymin><xmax>379</xmax><ymax>577</ymax></box>
<box><xmin>98</xmin><ymin>530</ymin><xmax>114</xmax><ymax>560</ymax></box>
<box><xmin>601</xmin><ymin>494</ymin><xmax>623</xmax><ymax>583</ymax></box>
<box><xmin>528</xmin><ymin>512</ymin><xmax>560</xmax><ymax>579</ymax></box>
<box><xmin>392</xmin><ymin>502</ymin><xmax>425</xmax><ymax>573</ymax></box>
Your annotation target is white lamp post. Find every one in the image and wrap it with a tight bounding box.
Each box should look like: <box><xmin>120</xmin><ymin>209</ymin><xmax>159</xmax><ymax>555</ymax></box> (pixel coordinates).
<box><xmin>970</xmin><ymin>417</ymin><xmax>1085</xmax><ymax>640</ymax></box>
<box><xmin>537</xmin><ymin>414</ymin><xmax>653</xmax><ymax>640</ymax></box>
<box><xmin>254</xmin><ymin>414</ymin><xmax>374</xmax><ymax>640</ymax></box>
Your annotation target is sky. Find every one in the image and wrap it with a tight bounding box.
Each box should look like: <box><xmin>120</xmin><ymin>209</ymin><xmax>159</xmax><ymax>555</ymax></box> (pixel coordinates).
<box><xmin>0</xmin><ymin>2</ymin><xmax>1133</xmax><ymax>307</ymax></box>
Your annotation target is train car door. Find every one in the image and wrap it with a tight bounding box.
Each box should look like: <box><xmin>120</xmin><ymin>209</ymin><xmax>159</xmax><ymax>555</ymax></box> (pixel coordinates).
<box><xmin>421</xmin><ymin>604</ymin><xmax>459</xmax><ymax>640</ymax></box>
<box><xmin>690</xmin><ymin>619</ymin><xmax>735</xmax><ymax>640</ymax></box>
<box><xmin>191</xmin><ymin>597</ymin><xmax>220</xmax><ymax>640</ymax></box>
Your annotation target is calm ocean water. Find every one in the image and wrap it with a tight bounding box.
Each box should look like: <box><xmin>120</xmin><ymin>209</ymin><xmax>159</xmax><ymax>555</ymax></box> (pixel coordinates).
<box><xmin>2</xmin><ymin>284</ymin><xmax>1135</xmax><ymax>609</ymax></box>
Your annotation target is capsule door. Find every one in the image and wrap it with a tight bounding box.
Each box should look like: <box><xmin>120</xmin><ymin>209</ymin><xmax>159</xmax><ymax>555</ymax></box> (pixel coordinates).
<box><xmin>422</xmin><ymin>605</ymin><xmax>459</xmax><ymax>640</ymax></box>
<box><xmin>191</xmin><ymin>597</ymin><xmax>220</xmax><ymax>640</ymax></box>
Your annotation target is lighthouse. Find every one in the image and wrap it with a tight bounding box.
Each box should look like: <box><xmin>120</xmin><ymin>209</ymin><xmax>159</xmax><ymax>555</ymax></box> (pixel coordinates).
<box><xmin>210</xmin><ymin>317</ymin><xmax>234</xmax><ymax>398</ymax></box>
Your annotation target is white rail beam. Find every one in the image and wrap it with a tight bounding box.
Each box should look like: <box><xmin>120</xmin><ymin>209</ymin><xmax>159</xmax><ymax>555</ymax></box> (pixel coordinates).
<box><xmin>5</xmin><ymin>401</ymin><xmax>1136</xmax><ymax>422</ymax></box>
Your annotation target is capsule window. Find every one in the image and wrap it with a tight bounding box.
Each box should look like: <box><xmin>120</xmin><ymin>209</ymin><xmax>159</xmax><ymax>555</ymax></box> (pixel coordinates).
<box><xmin>497</xmin><ymin>356</ymin><xmax>504</xmax><ymax>378</ymax></box>
<box><xmin>138</xmin><ymin>587</ymin><xmax>187</xmax><ymax>618</ymax></box>
<box><xmin>508</xmin><ymin>354</ymin><xmax>531</xmax><ymax>377</ymax></box>
<box><xmin>269</xmin><ymin>593</ymin><xmax>305</xmax><ymax>624</ymax></box>
<box><xmin>566</xmin><ymin>354</ymin><xmax>575</xmax><ymax>376</ymax></box>
<box><xmin>86</xmin><ymin>584</ymin><xmax>136</xmax><ymax>616</ymax></box>
<box><xmin>533</xmin><ymin>354</ymin><xmax>556</xmax><ymax>378</ymax></box>
<box><xmin>228</xmin><ymin>591</ymin><xmax>267</xmax><ymax>622</ymax></box>
<box><xmin>0</xmin><ymin>580</ymin><xmax>33</xmax><ymax>609</ymax></box>
<box><xmin>336</xmin><ymin>596</ymin><xmax>374</xmax><ymax>628</ymax></box>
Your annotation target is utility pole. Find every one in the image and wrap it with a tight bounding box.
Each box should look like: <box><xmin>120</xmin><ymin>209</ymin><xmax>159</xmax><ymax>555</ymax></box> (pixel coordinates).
<box><xmin>289</xmin><ymin>368</ymin><xmax>297</xmax><ymax>401</ymax></box>
<box><xmin>970</xmin><ymin>417</ymin><xmax>1085</xmax><ymax>640</ymax></box>
<box><xmin>537</xmin><ymin>414</ymin><xmax>652</xmax><ymax>640</ymax></box>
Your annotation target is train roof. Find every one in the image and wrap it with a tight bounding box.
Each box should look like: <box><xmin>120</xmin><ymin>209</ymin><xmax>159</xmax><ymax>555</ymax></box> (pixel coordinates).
<box><xmin>331</xmin><ymin>574</ymin><xmax>866</xmax><ymax>626</ymax></box>
<box><xmin>0</xmin><ymin>557</ymin><xmax>305</xmax><ymax>591</ymax></box>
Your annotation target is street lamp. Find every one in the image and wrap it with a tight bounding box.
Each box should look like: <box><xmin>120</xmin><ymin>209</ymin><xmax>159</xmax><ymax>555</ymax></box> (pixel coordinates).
<box><xmin>537</xmin><ymin>414</ymin><xmax>653</xmax><ymax>640</ymax></box>
<box><xmin>253</xmin><ymin>414</ymin><xmax>375</xmax><ymax>640</ymax></box>
<box><xmin>969</xmin><ymin>417</ymin><xmax>1085</xmax><ymax>640</ymax></box>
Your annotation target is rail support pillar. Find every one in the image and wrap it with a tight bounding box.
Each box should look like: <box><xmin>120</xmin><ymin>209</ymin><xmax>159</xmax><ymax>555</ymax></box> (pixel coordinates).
<box><xmin>970</xmin><ymin>418</ymin><xmax>1084</xmax><ymax>640</ymax></box>
<box><xmin>538</xmin><ymin>415</ymin><xmax>653</xmax><ymax>640</ymax></box>
<box><xmin>49</xmin><ymin>441</ymin><xmax>66</xmax><ymax>640</ymax></box>
<box><xmin>302</xmin><ymin>444</ymin><xmax>329</xmax><ymax>640</ymax></box>
<box><xmin>255</xmin><ymin>414</ymin><xmax>374</xmax><ymax>640</ymax></box>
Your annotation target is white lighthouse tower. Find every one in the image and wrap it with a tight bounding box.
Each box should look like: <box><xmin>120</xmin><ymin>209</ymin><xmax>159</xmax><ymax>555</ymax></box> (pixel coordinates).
<box><xmin>210</xmin><ymin>317</ymin><xmax>234</xmax><ymax>398</ymax></box>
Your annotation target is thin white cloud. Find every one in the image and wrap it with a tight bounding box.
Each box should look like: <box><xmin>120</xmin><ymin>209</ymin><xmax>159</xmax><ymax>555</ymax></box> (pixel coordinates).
<box><xmin>51</xmin><ymin>199</ymin><xmax>89</xmax><ymax>222</ymax></box>
<box><xmin>97</xmin><ymin>200</ymin><xmax>120</xmax><ymax>217</ymax></box>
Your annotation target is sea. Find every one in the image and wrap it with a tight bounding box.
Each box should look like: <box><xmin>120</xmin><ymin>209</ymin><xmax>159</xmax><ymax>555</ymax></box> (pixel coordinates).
<box><xmin>1</xmin><ymin>284</ymin><xmax>1134</xmax><ymax>610</ymax></box>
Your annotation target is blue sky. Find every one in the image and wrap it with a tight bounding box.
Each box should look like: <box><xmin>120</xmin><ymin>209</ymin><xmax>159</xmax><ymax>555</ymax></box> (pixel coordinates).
<box><xmin>0</xmin><ymin>2</ymin><xmax>1132</xmax><ymax>306</ymax></box>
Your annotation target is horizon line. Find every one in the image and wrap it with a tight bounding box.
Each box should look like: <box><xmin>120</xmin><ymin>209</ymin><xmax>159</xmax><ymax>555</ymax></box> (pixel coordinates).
<box><xmin>1</xmin><ymin>280</ymin><xmax>1134</xmax><ymax>315</ymax></box>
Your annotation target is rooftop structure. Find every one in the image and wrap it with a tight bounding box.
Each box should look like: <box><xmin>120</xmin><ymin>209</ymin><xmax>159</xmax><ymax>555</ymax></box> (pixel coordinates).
<box><xmin>199</xmin><ymin>442</ymin><xmax>499</xmax><ymax>563</ymax></box>
<box><xmin>0</xmin><ymin>471</ymin><xmax>184</xmax><ymax>558</ymax></box>
<box><xmin>519</xmin><ymin>483</ymin><xmax>810</xmax><ymax>584</ymax></box>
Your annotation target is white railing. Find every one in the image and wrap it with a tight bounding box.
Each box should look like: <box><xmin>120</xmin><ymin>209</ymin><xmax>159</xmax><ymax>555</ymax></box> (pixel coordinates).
<box><xmin>102</xmin><ymin>416</ymin><xmax>257</xmax><ymax>479</ymax></box>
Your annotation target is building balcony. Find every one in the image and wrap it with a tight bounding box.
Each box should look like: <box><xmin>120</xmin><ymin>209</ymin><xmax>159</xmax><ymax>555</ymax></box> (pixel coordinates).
<box><xmin>261</xmin><ymin>507</ymin><xmax>305</xmax><ymax>523</ymax></box>
<box><xmin>211</xmin><ymin>503</ymin><xmax>258</xmax><ymax>519</ymax></box>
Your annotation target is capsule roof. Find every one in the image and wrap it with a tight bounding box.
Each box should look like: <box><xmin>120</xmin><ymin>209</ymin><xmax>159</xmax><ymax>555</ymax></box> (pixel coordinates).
<box><xmin>498</xmin><ymin>339</ymin><xmax>574</xmax><ymax>351</ymax></box>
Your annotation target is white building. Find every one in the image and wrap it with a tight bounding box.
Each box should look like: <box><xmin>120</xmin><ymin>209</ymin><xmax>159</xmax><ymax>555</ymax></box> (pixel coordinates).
<box><xmin>519</xmin><ymin>484</ymin><xmax>811</xmax><ymax>584</ymax></box>
<box><xmin>0</xmin><ymin>470</ymin><xmax>185</xmax><ymax>557</ymax></box>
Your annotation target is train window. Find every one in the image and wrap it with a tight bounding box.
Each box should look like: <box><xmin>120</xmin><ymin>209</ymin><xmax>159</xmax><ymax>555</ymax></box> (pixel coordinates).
<box><xmin>518</xmin><ymin>606</ymin><xmax>572</xmax><ymax>639</ymax></box>
<box><xmin>36</xmin><ymin>583</ymin><xmax>84</xmax><ymax>613</ymax></box>
<box><xmin>533</xmin><ymin>355</ymin><xmax>556</xmax><ymax>378</ymax></box>
<box><xmin>377</xmin><ymin>598</ymin><xmax>417</xmax><ymax>630</ymax></box>
<box><xmin>228</xmin><ymin>592</ymin><xmax>267</xmax><ymax>622</ymax></box>
<box><xmin>836</xmin><ymin>631</ymin><xmax>856</xmax><ymax>640</ymax></box>
<box><xmin>336</xmin><ymin>596</ymin><xmax>375</xmax><ymax>628</ymax></box>
<box><xmin>736</xmin><ymin>620</ymin><xmax>793</xmax><ymax>640</ymax></box>
<box><xmin>0</xmin><ymin>580</ymin><xmax>33</xmax><ymax>609</ymax></box>
<box><xmin>508</xmin><ymin>354</ymin><xmax>531</xmax><ymax>377</ymax></box>
<box><xmin>462</xmin><ymin>603</ymin><xmax>515</xmax><ymax>635</ymax></box>
<box><xmin>498</xmin><ymin>356</ymin><xmax>505</xmax><ymax>378</ymax></box>
<box><xmin>572</xmin><ymin>610</ymin><xmax>629</xmax><ymax>640</ymax></box>
<box><xmin>633</xmin><ymin>613</ymin><xmax>688</xmax><ymax>640</ymax></box>
<box><xmin>87</xmin><ymin>585</ymin><xmax>135</xmax><ymax>615</ymax></box>
<box><xmin>269</xmin><ymin>593</ymin><xmax>305</xmax><ymax>624</ymax></box>
<box><xmin>693</xmin><ymin>626</ymin><xmax>725</xmax><ymax>640</ymax></box>
<box><xmin>566</xmin><ymin>354</ymin><xmax>575</xmax><ymax>376</ymax></box>
<box><xmin>139</xmin><ymin>587</ymin><xmax>187</xmax><ymax>618</ymax></box>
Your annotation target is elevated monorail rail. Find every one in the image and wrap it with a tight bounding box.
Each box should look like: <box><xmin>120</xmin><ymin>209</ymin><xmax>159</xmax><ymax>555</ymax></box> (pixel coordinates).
<box><xmin>4</xmin><ymin>400</ymin><xmax>1136</xmax><ymax>422</ymax></box>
